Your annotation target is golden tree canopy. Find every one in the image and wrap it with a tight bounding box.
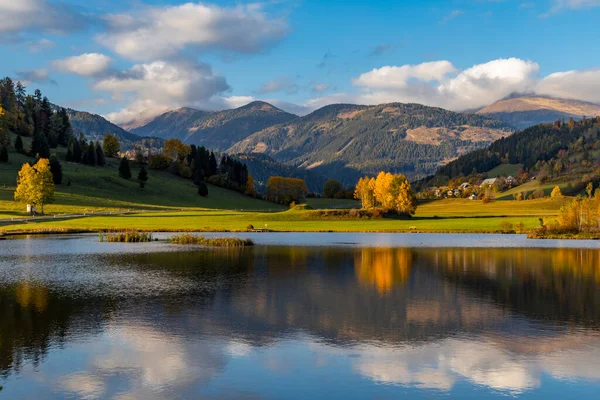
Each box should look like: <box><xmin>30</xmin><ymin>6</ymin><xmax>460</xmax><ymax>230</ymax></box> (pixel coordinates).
<box><xmin>354</xmin><ymin>172</ymin><xmax>417</xmax><ymax>215</ymax></box>
<box><xmin>14</xmin><ymin>158</ymin><xmax>55</xmax><ymax>213</ymax></box>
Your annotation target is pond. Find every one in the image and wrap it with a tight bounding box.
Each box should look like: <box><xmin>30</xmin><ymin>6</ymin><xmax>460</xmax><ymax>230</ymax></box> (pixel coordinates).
<box><xmin>1</xmin><ymin>233</ymin><xmax>600</xmax><ymax>399</ymax></box>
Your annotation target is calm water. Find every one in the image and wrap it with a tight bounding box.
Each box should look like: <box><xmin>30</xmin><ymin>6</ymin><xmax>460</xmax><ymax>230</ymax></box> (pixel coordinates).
<box><xmin>1</xmin><ymin>233</ymin><xmax>600</xmax><ymax>399</ymax></box>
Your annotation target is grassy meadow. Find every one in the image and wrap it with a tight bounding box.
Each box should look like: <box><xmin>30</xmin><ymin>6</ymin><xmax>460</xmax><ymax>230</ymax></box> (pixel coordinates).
<box><xmin>0</xmin><ymin>136</ymin><xmax>569</xmax><ymax>235</ymax></box>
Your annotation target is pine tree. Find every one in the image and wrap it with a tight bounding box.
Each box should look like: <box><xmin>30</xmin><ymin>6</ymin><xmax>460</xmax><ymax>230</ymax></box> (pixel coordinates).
<box><xmin>72</xmin><ymin>139</ymin><xmax>82</xmax><ymax>162</ymax></box>
<box><xmin>138</xmin><ymin>166</ymin><xmax>148</xmax><ymax>188</ymax></box>
<box><xmin>209</xmin><ymin>152</ymin><xmax>218</xmax><ymax>177</ymax></box>
<box><xmin>58</xmin><ymin>108</ymin><xmax>72</xmax><ymax>146</ymax></box>
<box><xmin>95</xmin><ymin>141</ymin><xmax>105</xmax><ymax>166</ymax></box>
<box><xmin>197</xmin><ymin>182</ymin><xmax>208</xmax><ymax>197</ymax></box>
<box><xmin>66</xmin><ymin>138</ymin><xmax>74</xmax><ymax>161</ymax></box>
<box><xmin>31</xmin><ymin>131</ymin><xmax>50</xmax><ymax>158</ymax></box>
<box><xmin>119</xmin><ymin>157</ymin><xmax>131</xmax><ymax>179</ymax></box>
<box><xmin>14</xmin><ymin>135</ymin><xmax>23</xmax><ymax>153</ymax></box>
<box><xmin>86</xmin><ymin>142</ymin><xmax>96</xmax><ymax>166</ymax></box>
<box><xmin>49</xmin><ymin>154</ymin><xmax>63</xmax><ymax>184</ymax></box>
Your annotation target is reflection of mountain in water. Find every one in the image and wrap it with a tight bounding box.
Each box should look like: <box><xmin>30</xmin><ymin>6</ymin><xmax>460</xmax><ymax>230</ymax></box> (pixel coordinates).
<box><xmin>1</xmin><ymin>245</ymin><xmax>600</xmax><ymax>380</ymax></box>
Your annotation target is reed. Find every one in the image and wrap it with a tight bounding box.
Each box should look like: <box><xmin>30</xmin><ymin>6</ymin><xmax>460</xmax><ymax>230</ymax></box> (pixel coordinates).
<box><xmin>170</xmin><ymin>233</ymin><xmax>254</xmax><ymax>247</ymax></box>
<box><xmin>99</xmin><ymin>230</ymin><xmax>153</xmax><ymax>243</ymax></box>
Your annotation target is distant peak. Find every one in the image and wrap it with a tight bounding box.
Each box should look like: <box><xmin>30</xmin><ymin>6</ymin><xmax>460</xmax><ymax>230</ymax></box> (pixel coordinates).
<box><xmin>242</xmin><ymin>101</ymin><xmax>280</xmax><ymax>111</ymax></box>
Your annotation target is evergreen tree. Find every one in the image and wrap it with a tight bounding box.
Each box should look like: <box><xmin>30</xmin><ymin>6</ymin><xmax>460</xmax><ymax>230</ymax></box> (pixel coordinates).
<box><xmin>208</xmin><ymin>152</ymin><xmax>218</xmax><ymax>177</ymax></box>
<box><xmin>86</xmin><ymin>142</ymin><xmax>97</xmax><ymax>166</ymax></box>
<box><xmin>58</xmin><ymin>108</ymin><xmax>72</xmax><ymax>146</ymax></box>
<box><xmin>119</xmin><ymin>157</ymin><xmax>131</xmax><ymax>179</ymax></box>
<box><xmin>0</xmin><ymin>145</ymin><xmax>7</xmax><ymax>163</ymax></box>
<box><xmin>72</xmin><ymin>138</ymin><xmax>82</xmax><ymax>162</ymax></box>
<box><xmin>31</xmin><ymin>131</ymin><xmax>50</xmax><ymax>158</ymax></box>
<box><xmin>66</xmin><ymin>138</ymin><xmax>74</xmax><ymax>161</ymax></box>
<box><xmin>95</xmin><ymin>141</ymin><xmax>105</xmax><ymax>166</ymax></box>
<box><xmin>49</xmin><ymin>154</ymin><xmax>63</xmax><ymax>184</ymax></box>
<box><xmin>14</xmin><ymin>135</ymin><xmax>23</xmax><ymax>153</ymax></box>
<box><xmin>15</xmin><ymin>81</ymin><xmax>26</xmax><ymax>108</ymax></box>
<box><xmin>138</xmin><ymin>166</ymin><xmax>148</xmax><ymax>188</ymax></box>
<box><xmin>48</xmin><ymin>112</ymin><xmax>63</xmax><ymax>148</ymax></box>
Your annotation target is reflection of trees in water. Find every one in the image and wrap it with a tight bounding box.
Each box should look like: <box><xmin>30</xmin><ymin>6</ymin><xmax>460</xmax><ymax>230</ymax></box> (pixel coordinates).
<box><xmin>419</xmin><ymin>248</ymin><xmax>600</xmax><ymax>323</ymax></box>
<box><xmin>2</xmin><ymin>245</ymin><xmax>600</xmax><ymax>380</ymax></box>
<box><xmin>355</xmin><ymin>248</ymin><xmax>412</xmax><ymax>294</ymax></box>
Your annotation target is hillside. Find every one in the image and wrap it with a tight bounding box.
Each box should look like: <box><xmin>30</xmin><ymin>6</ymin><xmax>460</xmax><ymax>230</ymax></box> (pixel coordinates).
<box><xmin>422</xmin><ymin>117</ymin><xmax>600</xmax><ymax>194</ymax></box>
<box><xmin>130</xmin><ymin>101</ymin><xmax>298</xmax><ymax>151</ymax></box>
<box><xmin>477</xmin><ymin>95</ymin><xmax>600</xmax><ymax>130</ymax></box>
<box><xmin>228</xmin><ymin>103</ymin><xmax>513</xmax><ymax>184</ymax></box>
<box><xmin>64</xmin><ymin>108</ymin><xmax>142</xmax><ymax>143</ymax></box>
<box><xmin>233</xmin><ymin>153</ymin><xmax>327</xmax><ymax>193</ymax></box>
<box><xmin>0</xmin><ymin>134</ymin><xmax>281</xmax><ymax>216</ymax></box>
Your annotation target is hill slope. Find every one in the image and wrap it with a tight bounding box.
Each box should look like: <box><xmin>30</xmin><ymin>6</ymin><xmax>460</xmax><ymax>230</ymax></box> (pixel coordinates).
<box><xmin>130</xmin><ymin>101</ymin><xmax>298</xmax><ymax>151</ymax></box>
<box><xmin>64</xmin><ymin>108</ymin><xmax>142</xmax><ymax>143</ymax></box>
<box><xmin>477</xmin><ymin>95</ymin><xmax>600</xmax><ymax>129</ymax></box>
<box><xmin>228</xmin><ymin>103</ymin><xmax>513</xmax><ymax>184</ymax></box>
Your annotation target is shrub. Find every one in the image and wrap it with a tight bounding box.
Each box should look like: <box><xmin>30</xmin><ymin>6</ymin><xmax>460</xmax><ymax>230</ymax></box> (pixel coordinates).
<box><xmin>197</xmin><ymin>182</ymin><xmax>209</xmax><ymax>197</ymax></box>
<box><xmin>499</xmin><ymin>221</ymin><xmax>514</xmax><ymax>233</ymax></box>
<box><xmin>246</xmin><ymin>224</ymin><xmax>255</xmax><ymax>230</ymax></box>
<box><xmin>532</xmin><ymin>189</ymin><xmax>545</xmax><ymax>199</ymax></box>
<box><xmin>148</xmin><ymin>154</ymin><xmax>170</xmax><ymax>170</ymax></box>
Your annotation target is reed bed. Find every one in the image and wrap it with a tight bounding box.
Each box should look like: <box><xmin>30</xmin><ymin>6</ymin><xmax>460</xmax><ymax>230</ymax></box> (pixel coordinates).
<box><xmin>99</xmin><ymin>230</ymin><xmax>153</xmax><ymax>243</ymax></box>
<box><xmin>170</xmin><ymin>233</ymin><xmax>254</xmax><ymax>247</ymax></box>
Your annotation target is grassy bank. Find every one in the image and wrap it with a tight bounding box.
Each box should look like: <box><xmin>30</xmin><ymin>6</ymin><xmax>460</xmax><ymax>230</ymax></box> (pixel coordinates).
<box><xmin>0</xmin><ymin>198</ymin><xmax>563</xmax><ymax>234</ymax></box>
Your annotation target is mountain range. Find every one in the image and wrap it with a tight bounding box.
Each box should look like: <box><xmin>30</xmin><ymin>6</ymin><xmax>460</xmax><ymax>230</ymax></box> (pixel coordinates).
<box><xmin>64</xmin><ymin>95</ymin><xmax>600</xmax><ymax>187</ymax></box>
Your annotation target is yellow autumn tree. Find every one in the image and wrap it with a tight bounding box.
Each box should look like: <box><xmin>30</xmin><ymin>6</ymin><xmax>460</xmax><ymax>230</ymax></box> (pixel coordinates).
<box><xmin>551</xmin><ymin>186</ymin><xmax>562</xmax><ymax>199</ymax></box>
<box><xmin>354</xmin><ymin>172</ymin><xmax>417</xmax><ymax>215</ymax></box>
<box><xmin>14</xmin><ymin>158</ymin><xmax>55</xmax><ymax>214</ymax></box>
<box><xmin>354</xmin><ymin>177</ymin><xmax>376</xmax><ymax>208</ymax></box>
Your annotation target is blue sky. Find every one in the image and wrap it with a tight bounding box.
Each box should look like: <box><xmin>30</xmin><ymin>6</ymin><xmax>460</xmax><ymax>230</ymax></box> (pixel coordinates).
<box><xmin>1</xmin><ymin>0</ymin><xmax>600</xmax><ymax>124</ymax></box>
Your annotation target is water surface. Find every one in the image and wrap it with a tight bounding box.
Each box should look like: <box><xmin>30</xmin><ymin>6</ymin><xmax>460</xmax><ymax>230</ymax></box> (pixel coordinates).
<box><xmin>1</xmin><ymin>233</ymin><xmax>600</xmax><ymax>399</ymax></box>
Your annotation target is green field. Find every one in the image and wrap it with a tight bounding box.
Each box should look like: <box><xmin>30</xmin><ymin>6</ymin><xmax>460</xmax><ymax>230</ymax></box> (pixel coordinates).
<box><xmin>497</xmin><ymin>180</ymin><xmax>571</xmax><ymax>200</ymax></box>
<box><xmin>485</xmin><ymin>163</ymin><xmax>522</xmax><ymax>178</ymax></box>
<box><xmin>0</xmin><ymin>137</ymin><xmax>568</xmax><ymax>234</ymax></box>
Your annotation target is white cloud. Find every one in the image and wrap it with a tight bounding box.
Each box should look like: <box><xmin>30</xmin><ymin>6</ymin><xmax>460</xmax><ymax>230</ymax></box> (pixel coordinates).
<box><xmin>546</xmin><ymin>0</ymin><xmax>600</xmax><ymax>14</ymax></box>
<box><xmin>53</xmin><ymin>53</ymin><xmax>112</xmax><ymax>77</ymax></box>
<box><xmin>96</xmin><ymin>59</ymin><xmax>230</xmax><ymax>125</ymax></box>
<box><xmin>0</xmin><ymin>0</ymin><xmax>88</xmax><ymax>37</ymax></box>
<box><xmin>258</xmin><ymin>76</ymin><xmax>298</xmax><ymax>94</ymax></box>
<box><xmin>97</xmin><ymin>2</ymin><xmax>288</xmax><ymax>60</ymax></box>
<box><xmin>316</xmin><ymin>58</ymin><xmax>540</xmax><ymax>111</ymax></box>
<box><xmin>536</xmin><ymin>69</ymin><xmax>600</xmax><ymax>103</ymax></box>
<box><xmin>15</xmin><ymin>68</ymin><xmax>57</xmax><ymax>85</ymax></box>
<box><xmin>26</xmin><ymin>38</ymin><xmax>54</xmax><ymax>53</ymax></box>
<box><xmin>353</xmin><ymin>61</ymin><xmax>457</xmax><ymax>89</ymax></box>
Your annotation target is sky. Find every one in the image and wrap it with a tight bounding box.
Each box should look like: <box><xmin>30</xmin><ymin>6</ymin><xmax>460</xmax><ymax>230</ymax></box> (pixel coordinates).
<box><xmin>1</xmin><ymin>0</ymin><xmax>600</xmax><ymax>125</ymax></box>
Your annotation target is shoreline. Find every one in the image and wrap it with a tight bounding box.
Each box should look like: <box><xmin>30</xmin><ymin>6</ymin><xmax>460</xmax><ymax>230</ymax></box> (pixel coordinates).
<box><xmin>1</xmin><ymin>227</ymin><xmax>599</xmax><ymax>240</ymax></box>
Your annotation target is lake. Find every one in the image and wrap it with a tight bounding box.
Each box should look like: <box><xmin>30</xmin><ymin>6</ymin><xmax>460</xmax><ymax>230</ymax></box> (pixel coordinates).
<box><xmin>1</xmin><ymin>233</ymin><xmax>600</xmax><ymax>399</ymax></box>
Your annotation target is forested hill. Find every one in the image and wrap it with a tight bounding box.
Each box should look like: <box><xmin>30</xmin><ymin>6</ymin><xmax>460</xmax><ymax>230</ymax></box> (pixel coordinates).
<box><xmin>233</xmin><ymin>153</ymin><xmax>327</xmax><ymax>193</ymax></box>
<box><xmin>421</xmin><ymin>117</ymin><xmax>600</xmax><ymax>187</ymax></box>
<box><xmin>228</xmin><ymin>103</ymin><xmax>513</xmax><ymax>184</ymax></box>
<box><xmin>63</xmin><ymin>108</ymin><xmax>142</xmax><ymax>143</ymax></box>
<box><xmin>477</xmin><ymin>95</ymin><xmax>600</xmax><ymax>130</ymax></box>
<box><xmin>130</xmin><ymin>101</ymin><xmax>298</xmax><ymax>151</ymax></box>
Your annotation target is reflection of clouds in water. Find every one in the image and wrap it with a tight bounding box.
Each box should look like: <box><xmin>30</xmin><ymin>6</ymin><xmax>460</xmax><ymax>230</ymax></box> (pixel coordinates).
<box><xmin>313</xmin><ymin>334</ymin><xmax>600</xmax><ymax>394</ymax></box>
<box><xmin>62</xmin><ymin>372</ymin><xmax>105</xmax><ymax>399</ymax></box>
<box><xmin>226</xmin><ymin>340</ymin><xmax>253</xmax><ymax>357</ymax></box>
<box><xmin>60</xmin><ymin>325</ymin><xmax>226</xmax><ymax>400</ymax></box>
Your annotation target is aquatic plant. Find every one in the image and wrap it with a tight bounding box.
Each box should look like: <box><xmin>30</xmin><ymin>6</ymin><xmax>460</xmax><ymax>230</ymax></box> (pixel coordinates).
<box><xmin>170</xmin><ymin>234</ymin><xmax>254</xmax><ymax>247</ymax></box>
<box><xmin>99</xmin><ymin>230</ymin><xmax>153</xmax><ymax>243</ymax></box>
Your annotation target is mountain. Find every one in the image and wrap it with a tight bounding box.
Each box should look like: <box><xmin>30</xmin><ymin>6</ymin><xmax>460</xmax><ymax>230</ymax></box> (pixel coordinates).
<box><xmin>130</xmin><ymin>101</ymin><xmax>298</xmax><ymax>151</ymax></box>
<box><xmin>64</xmin><ymin>108</ymin><xmax>142</xmax><ymax>143</ymax></box>
<box><xmin>228</xmin><ymin>103</ymin><xmax>513</xmax><ymax>184</ymax></box>
<box><xmin>477</xmin><ymin>95</ymin><xmax>600</xmax><ymax>130</ymax></box>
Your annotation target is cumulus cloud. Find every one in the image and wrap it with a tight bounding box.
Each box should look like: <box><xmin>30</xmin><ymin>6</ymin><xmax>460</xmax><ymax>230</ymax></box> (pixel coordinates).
<box><xmin>15</xmin><ymin>69</ymin><xmax>57</xmax><ymax>85</ymax></box>
<box><xmin>317</xmin><ymin>58</ymin><xmax>540</xmax><ymax>111</ymax></box>
<box><xmin>53</xmin><ymin>53</ymin><xmax>112</xmax><ymax>77</ymax></box>
<box><xmin>536</xmin><ymin>69</ymin><xmax>600</xmax><ymax>103</ymax></box>
<box><xmin>0</xmin><ymin>0</ymin><xmax>88</xmax><ymax>38</ymax></box>
<box><xmin>97</xmin><ymin>2</ymin><xmax>288</xmax><ymax>60</ymax></box>
<box><xmin>258</xmin><ymin>76</ymin><xmax>298</xmax><ymax>94</ymax></box>
<box><xmin>95</xmin><ymin>59</ymin><xmax>230</xmax><ymax>125</ymax></box>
